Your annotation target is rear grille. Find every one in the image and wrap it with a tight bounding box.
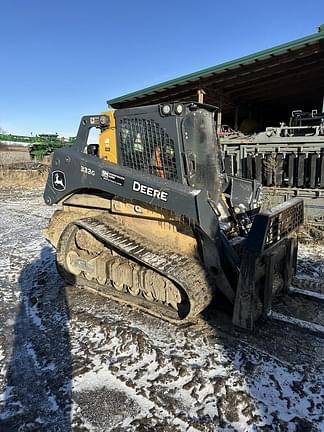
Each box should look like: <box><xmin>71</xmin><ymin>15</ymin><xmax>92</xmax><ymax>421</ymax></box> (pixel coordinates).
<box><xmin>118</xmin><ymin>118</ymin><xmax>178</xmax><ymax>181</ymax></box>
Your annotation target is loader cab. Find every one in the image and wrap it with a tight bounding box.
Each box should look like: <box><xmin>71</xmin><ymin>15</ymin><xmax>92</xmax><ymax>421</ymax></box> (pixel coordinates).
<box><xmin>114</xmin><ymin>102</ymin><xmax>222</xmax><ymax>201</ymax></box>
<box><xmin>76</xmin><ymin>102</ymin><xmax>222</xmax><ymax>202</ymax></box>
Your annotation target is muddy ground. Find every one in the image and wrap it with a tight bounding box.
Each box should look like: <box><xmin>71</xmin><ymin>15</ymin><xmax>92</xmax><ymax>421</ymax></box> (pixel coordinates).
<box><xmin>0</xmin><ymin>189</ymin><xmax>323</xmax><ymax>432</ymax></box>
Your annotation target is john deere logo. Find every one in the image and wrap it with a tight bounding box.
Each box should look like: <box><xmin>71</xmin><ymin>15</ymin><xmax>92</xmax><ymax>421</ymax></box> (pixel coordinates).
<box><xmin>52</xmin><ymin>170</ymin><xmax>66</xmax><ymax>191</ymax></box>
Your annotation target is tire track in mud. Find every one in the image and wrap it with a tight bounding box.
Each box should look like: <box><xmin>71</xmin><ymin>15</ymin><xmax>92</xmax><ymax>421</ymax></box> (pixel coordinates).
<box><xmin>0</xmin><ymin>190</ymin><xmax>323</xmax><ymax>432</ymax></box>
<box><xmin>69</xmin><ymin>305</ymin><xmax>237</xmax><ymax>431</ymax></box>
<box><xmin>68</xmin><ymin>288</ymin><xmax>324</xmax><ymax>431</ymax></box>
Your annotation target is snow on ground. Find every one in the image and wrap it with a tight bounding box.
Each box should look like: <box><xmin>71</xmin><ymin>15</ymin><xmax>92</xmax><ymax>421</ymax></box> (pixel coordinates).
<box><xmin>0</xmin><ymin>188</ymin><xmax>323</xmax><ymax>431</ymax></box>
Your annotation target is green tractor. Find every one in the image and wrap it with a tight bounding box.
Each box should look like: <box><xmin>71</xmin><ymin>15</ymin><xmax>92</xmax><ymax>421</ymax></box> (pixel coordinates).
<box><xmin>29</xmin><ymin>134</ymin><xmax>75</xmax><ymax>160</ymax></box>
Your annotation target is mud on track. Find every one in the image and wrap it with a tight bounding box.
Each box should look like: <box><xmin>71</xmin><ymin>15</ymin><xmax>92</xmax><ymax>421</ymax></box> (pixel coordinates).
<box><xmin>0</xmin><ymin>189</ymin><xmax>323</xmax><ymax>431</ymax></box>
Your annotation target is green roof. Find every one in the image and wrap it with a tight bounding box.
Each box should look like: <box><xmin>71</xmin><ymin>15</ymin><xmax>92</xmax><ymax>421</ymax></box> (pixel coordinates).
<box><xmin>108</xmin><ymin>25</ymin><xmax>324</xmax><ymax>107</ymax></box>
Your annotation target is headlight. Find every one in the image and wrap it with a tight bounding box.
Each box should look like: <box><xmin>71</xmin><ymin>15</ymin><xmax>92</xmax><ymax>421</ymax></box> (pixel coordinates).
<box><xmin>174</xmin><ymin>104</ymin><xmax>183</xmax><ymax>115</ymax></box>
<box><xmin>161</xmin><ymin>104</ymin><xmax>171</xmax><ymax>115</ymax></box>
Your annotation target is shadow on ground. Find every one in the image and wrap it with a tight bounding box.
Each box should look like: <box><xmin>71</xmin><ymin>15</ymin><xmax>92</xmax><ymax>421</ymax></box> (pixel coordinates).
<box><xmin>0</xmin><ymin>247</ymin><xmax>72</xmax><ymax>432</ymax></box>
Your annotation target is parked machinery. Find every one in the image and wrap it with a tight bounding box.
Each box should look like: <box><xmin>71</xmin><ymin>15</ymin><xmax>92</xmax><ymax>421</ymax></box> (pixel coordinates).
<box><xmin>0</xmin><ymin>133</ymin><xmax>76</xmax><ymax>160</ymax></box>
<box><xmin>43</xmin><ymin>102</ymin><xmax>303</xmax><ymax>330</ymax></box>
<box><xmin>220</xmin><ymin>110</ymin><xmax>324</xmax><ymax>224</ymax></box>
<box><xmin>29</xmin><ymin>135</ymin><xmax>76</xmax><ymax>160</ymax></box>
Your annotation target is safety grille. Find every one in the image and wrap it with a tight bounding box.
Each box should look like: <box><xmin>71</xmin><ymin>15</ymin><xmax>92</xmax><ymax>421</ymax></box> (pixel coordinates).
<box><xmin>118</xmin><ymin>118</ymin><xmax>178</xmax><ymax>180</ymax></box>
<box><xmin>265</xmin><ymin>198</ymin><xmax>304</xmax><ymax>249</ymax></box>
<box><xmin>245</xmin><ymin>198</ymin><xmax>303</xmax><ymax>254</ymax></box>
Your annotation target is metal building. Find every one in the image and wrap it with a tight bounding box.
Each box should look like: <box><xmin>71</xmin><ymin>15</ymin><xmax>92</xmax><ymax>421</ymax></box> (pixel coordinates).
<box><xmin>108</xmin><ymin>25</ymin><xmax>324</xmax><ymax>129</ymax></box>
<box><xmin>108</xmin><ymin>25</ymin><xmax>324</xmax><ymax>224</ymax></box>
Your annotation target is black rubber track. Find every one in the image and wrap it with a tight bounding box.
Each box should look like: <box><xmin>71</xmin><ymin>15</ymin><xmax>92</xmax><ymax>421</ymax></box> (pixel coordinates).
<box><xmin>56</xmin><ymin>217</ymin><xmax>214</xmax><ymax>323</ymax></box>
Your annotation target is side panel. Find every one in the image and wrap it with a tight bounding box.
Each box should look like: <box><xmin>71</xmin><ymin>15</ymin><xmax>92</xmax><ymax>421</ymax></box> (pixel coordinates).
<box><xmin>43</xmin><ymin>146</ymin><xmax>220</xmax><ymax>241</ymax></box>
<box><xmin>181</xmin><ymin>109</ymin><xmax>221</xmax><ymax>202</ymax></box>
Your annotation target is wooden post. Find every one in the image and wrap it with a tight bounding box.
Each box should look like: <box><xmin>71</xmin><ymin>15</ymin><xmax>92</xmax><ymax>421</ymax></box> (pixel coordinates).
<box><xmin>234</xmin><ymin>105</ymin><xmax>239</xmax><ymax>130</ymax></box>
<box><xmin>197</xmin><ymin>89</ymin><xmax>206</xmax><ymax>104</ymax></box>
<box><xmin>217</xmin><ymin>95</ymin><xmax>223</xmax><ymax>134</ymax></box>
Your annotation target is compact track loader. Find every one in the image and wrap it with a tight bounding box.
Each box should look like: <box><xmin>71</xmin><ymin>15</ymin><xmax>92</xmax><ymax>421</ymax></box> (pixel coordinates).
<box><xmin>43</xmin><ymin>102</ymin><xmax>304</xmax><ymax>330</ymax></box>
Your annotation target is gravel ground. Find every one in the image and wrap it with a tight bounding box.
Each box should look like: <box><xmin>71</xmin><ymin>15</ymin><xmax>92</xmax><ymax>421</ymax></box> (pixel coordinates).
<box><xmin>0</xmin><ymin>189</ymin><xmax>323</xmax><ymax>432</ymax></box>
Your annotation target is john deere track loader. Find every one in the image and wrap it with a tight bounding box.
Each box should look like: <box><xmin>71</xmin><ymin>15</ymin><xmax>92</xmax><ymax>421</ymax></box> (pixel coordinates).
<box><xmin>43</xmin><ymin>102</ymin><xmax>304</xmax><ymax>330</ymax></box>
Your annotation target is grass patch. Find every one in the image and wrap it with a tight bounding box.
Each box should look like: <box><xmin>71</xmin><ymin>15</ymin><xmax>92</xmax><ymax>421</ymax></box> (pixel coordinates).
<box><xmin>0</xmin><ymin>149</ymin><xmax>31</xmax><ymax>164</ymax></box>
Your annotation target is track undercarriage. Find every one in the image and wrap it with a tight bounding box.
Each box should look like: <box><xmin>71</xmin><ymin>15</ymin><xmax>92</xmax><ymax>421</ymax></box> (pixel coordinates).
<box><xmin>44</xmin><ymin>197</ymin><xmax>213</xmax><ymax>323</ymax></box>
